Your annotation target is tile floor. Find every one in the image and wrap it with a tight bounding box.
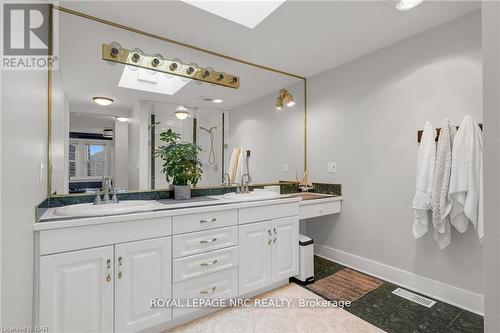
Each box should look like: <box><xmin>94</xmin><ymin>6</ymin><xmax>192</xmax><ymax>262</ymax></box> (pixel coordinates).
<box><xmin>297</xmin><ymin>256</ymin><xmax>484</xmax><ymax>333</ymax></box>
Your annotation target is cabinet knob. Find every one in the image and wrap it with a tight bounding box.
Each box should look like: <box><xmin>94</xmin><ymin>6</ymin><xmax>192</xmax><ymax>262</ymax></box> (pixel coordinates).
<box><xmin>106</xmin><ymin>274</ymin><xmax>111</xmax><ymax>282</ymax></box>
<box><xmin>118</xmin><ymin>256</ymin><xmax>123</xmax><ymax>266</ymax></box>
<box><xmin>273</xmin><ymin>238</ymin><xmax>277</xmax><ymax>243</ymax></box>
<box><xmin>118</xmin><ymin>272</ymin><xmax>123</xmax><ymax>279</ymax></box>
<box><xmin>273</xmin><ymin>227</ymin><xmax>277</xmax><ymax>235</ymax></box>
<box><xmin>268</xmin><ymin>239</ymin><xmax>272</xmax><ymax>245</ymax></box>
<box><xmin>268</xmin><ymin>229</ymin><xmax>272</xmax><ymax>236</ymax></box>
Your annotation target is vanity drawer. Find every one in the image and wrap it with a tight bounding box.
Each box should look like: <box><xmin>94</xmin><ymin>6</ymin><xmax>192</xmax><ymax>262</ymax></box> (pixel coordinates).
<box><xmin>172</xmin><ymin>209</ymin><xmax>238</xmax><ymax>235</ymax></box>
<box><xmin>173</xmin><ymin>246</ymin><xmax>239</xmax><ymax>283</ymax></box>
<box><xmin>172</xmin><ymin>226</ymin><xmax>238</xmax><ymax>258</ymax></box>
<box><xmin>239</xmin><ymin>202</ymin><xmax>299</xmax><ymax>224</ymax></box>
<box><xmin>173</xmin><ymin>267</ymin><xmax>238</xmax><ymax>318</ymax></box>
<box><xmin>299</xmin><ymin>200</ymin><xmax>341</xmax><ymax>220</ymax></box>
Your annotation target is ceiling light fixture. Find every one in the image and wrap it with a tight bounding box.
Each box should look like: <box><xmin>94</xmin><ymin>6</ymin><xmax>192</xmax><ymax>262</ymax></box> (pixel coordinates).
<box><xmin>201</xmin><ymin>96</ymin><xmax>224</xmax><ymax>104</ymax></box>
<box><xmin>175</xmin><ymin>106</ymin><xmax>191</xmax><ymax>120</ymax></box>
<box><xmin>93</xmin><ymin>96</ymin><xmax>114</xmax><ymax>106</ymax></box>
<box><xmin>276</xmin><ymin>89</ymin><xmax>294</xmax><ymax>110</ymax></box>
<box><xmin>116</xmin><ymin>117</ymin><xmax>128</xmax><ymax>122</ymax></box>
<box><xmin>396</xmin><ymin>0</ymin><xmax>424</xmax><ymax>11</ymax></box>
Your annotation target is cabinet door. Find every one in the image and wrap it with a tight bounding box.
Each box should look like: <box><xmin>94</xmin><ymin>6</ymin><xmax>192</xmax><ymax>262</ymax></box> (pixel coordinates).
<box><xmin>272</xmin><ymin>216</ymin><xmax>299</xmax><ymax>282</ymax></box>
<box><xmin>39</xmin><ymin>246</ymin><xmax>114</xmax><ymax>333</ymax></box>
<box><xmin>238</xmin><ymin>221</ymin><xmax>272</xmax><ymax>295</ymax></box>
<box><xmin>115</xmin><ymin>237</ymin><xmax>172</xmax><ymax>333</ymax></box>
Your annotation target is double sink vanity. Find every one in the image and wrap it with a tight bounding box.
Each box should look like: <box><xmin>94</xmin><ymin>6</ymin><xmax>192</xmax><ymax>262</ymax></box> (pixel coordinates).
<box><xmin>34</xmin><ymin>190</ymin><xmax>342</xmax><ymax>333</ymax></box>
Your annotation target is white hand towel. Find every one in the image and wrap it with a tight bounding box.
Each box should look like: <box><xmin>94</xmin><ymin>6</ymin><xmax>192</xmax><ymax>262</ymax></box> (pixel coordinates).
<box><xmin>235</xmin><ymin>148</ymin><xmax>244</xmax><ymax>183</ymax></box>
<box><xmin>432</xmin><ymin>119</ymin><xmax>456</xmax><ymax>250</ymax></box>
<box><xmin>448</xmin><ymin>115</ymin><xmax>483</xmax><ymax>242</ymax></box>
<box><xmin>412</xmin><ymin>121</ymin><xmax>436</xmax><ymax>239</ymax></box>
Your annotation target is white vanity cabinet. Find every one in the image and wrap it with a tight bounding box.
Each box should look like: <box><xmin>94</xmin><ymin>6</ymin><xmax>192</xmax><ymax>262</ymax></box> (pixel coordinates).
<box><xmin>238</xmin><ymin>216</ymin><xmax>299</xmax><ymax>295</ymax></box>
<box><xmin>36</xmin><ymin>198</ymin><xmax>303</xmax><ymax>333</ymax></box>
<box><xmin>38</xmin><ymin>235</ymin><xmax>172</xmax><ymax>333</ymax></box>
<box><xmin>115</xmin><ymin>237</ymin><xmax>172</xmax><ymax>333</ymax></box>
<box><xmin>39</xmin><ymin>246</ymin><xmax>115</xmax><ymax>333</ymax></box>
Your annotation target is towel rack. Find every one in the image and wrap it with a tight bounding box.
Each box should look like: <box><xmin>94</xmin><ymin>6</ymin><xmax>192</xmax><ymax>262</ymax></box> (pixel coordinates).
<box><xmin>417</xmin><ymin>124</ymin><xmax>483</xmax><ymax>143</ymax></box>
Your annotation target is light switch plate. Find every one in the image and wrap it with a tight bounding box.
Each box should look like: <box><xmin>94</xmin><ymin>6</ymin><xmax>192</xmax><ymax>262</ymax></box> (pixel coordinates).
<box><xmin>281</xmin><ymin>163</ymin><xmax>289</xmax><ymax>172</ymax></box>
<box><xmin>328</xmin><ymin>162</ymin><xmax>336</xmax><ymax>173</ymax></box>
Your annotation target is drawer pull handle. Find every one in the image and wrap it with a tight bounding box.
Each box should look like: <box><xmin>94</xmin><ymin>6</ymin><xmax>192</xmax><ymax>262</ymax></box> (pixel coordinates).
<box><xmin>200</xmin><ymin>238</ymin><xmax>217</xmax><ymax>244</ymax></box>
<box><xmin>200</xmin><ymin>286</ymin><xmax>217</xmax><ymax>294</ymax></box>
<box><xmin>201</xmin><ymin>259</ymin><xmax>219</xmax><ymax>267</ymax></box>
<box><xmin>273</xmin><ymin>227</ymin><xmax>277</xmax><ymax>235</ymax></box>
<box><xmin>268</xmin><ymin>239</ymin><xmax>272</xmax><ymax>246</ymax></box>
<box><xmin>200</xmin><ymin>218</ymin><xmax>217</xmax><ymax>223</ymax></box>
<box><xmin>268</xmin><ymin>229</ymin><xmax>272</xmax><ymax>236</ymax></box>
<box><xmin>106</xmin><ymin>259</ymin><xmax>111</xmax><ymax>269</ymax></box>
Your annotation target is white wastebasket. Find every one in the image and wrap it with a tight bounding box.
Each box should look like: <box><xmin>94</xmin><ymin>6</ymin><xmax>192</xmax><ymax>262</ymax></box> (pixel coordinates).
<box><xmin>294</xmin><ymin>234</ymin><xmax>314</xmax><ymax>284</ymax></box>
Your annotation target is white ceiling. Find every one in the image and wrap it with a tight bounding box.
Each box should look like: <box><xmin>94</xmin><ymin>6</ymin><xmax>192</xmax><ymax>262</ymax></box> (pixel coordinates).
<box><xmin>60</xmin><ymin>0</ymin><xmax>480</xmax><ymax>78</ymax></box>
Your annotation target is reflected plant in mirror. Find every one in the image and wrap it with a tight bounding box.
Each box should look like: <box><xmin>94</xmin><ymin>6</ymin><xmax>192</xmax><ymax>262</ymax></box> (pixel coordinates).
<box><xmin>155</xmin><ymin>129</ymin><xmax>203</xmax><ymax>199</ymax></box>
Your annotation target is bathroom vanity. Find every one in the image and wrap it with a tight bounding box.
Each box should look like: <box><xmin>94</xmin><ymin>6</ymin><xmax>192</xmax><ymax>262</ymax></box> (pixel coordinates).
<box><xmin>34</xmin><ymin>194</ymin><xmax>342</xmax><ymax>333</ymax></box>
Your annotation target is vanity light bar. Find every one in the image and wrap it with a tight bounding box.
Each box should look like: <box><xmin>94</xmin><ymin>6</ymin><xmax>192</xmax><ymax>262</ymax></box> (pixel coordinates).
<box><xmin>101</xmin><ymin>43</ymin><xmax>240</xmax><ymax>89</ymax></box>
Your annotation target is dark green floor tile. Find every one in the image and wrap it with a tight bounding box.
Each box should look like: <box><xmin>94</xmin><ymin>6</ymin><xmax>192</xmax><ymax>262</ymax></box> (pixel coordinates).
<box><xmin>297</xmin><ymin>256</ymin><xmax>484</xmax><ymax>333</ymax></box>
<box><xmin>412</xmin><ymin>316</ymin><xmax>449</xmax><ymax>333</ymax></box>
<box><xmin>313</xmin><ymin>255</ymin><xmax>345</xmax><ymax>280</ymax></box>
<box><xmin>447</xmin><ymin>311</ymin><xmax>484</xmax><ymax>333</ymax></box>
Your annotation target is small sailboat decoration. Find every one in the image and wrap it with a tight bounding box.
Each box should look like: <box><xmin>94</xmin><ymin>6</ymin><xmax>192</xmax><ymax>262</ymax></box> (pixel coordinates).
<box><xmin>299</xmin><ymin>171</ymin><xmax>314</xmax><ymax>192</ymax></box>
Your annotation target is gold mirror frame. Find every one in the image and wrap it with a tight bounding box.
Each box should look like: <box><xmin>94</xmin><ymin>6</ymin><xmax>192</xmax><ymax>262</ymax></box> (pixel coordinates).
<box><xmin>47</xmin><ymin>4</ymin><xmax>308</xmax><ymax>196</ymax></box>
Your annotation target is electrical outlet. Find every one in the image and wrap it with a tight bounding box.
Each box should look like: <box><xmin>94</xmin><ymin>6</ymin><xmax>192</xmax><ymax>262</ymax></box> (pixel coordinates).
<box><xmin>328</xmin><ymin>162</ymin><xmax>336</xmax><ymax>173</ymax></box>
<box><xmin>281</xmin><ymin>163</ymin><xmax>289</xmax><ymax>172</ymax></box>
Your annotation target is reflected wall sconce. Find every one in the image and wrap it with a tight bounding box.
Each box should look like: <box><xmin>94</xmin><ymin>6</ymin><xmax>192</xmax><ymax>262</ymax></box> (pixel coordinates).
<box><xmin>276</xmin><ymin>89</ymin><xmax>295</xmax><ymax>110</ymax></box>
<box><xmin>102</xmin><ymin>43</ymin><xmax>240</xmax><ymax>89</ymax></box>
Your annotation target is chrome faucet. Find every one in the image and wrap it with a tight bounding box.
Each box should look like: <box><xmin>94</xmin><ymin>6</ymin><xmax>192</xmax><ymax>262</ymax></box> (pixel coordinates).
<box><xmin>94</xmin><ymin>176</ymin><xmax>119</xmax><ymax>205</ymax></box>
<box><xmin>240</xmin><ymin>174</ymin><xmax>250</xmax><ymax>194</ymax></box>
<box><xmin>222</xmin><ymin>173</ymin><xmax>231</xmax><ymax>186</ymax></box>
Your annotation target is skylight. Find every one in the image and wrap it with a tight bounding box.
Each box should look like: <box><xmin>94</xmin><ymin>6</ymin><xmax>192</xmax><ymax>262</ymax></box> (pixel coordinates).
<box><xmin>181</xmin><ymin>0</ymin><xmax>286</xmax><ymax>29</ymax></box>
<box><xmin>118</xmin><ymin>66</ymin><xmax>191</xmax><ymax>95</ymax></box>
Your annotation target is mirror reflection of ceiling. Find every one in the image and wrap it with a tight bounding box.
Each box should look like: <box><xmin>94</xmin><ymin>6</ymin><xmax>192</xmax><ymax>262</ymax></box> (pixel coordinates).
<box><xmin>60</xmin><ymin>1</ymin><xmax>480</xmax><ymax>77</ymax></box>
<box><xmin>57</xmin><ymin>12</ymin><xmax>300</xmax><ymax>116</ymax></box>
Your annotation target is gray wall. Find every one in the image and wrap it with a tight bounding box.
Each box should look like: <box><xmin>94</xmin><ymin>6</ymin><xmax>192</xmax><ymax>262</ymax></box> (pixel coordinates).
<box><xmin>482</xmin><ymin>3</ymin><xmax>500</xmax><ymax>332</ymax></box>
<box><xmin>1</xmin><ymin>70</ymin><xmax>48</xmax><ymax>325</ymax></box>
<box><xmin>306</xmin><ymin>11</ymin><xmax>483</xmax><ymax>300</ymax></box>
<box><xmin>229</xmin><ymin>81</ymin><xmax>305</xmax><ymax>184</ymax></box>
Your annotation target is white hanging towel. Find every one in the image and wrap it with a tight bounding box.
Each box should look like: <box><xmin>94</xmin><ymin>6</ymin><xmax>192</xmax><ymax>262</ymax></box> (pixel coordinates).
<box><xmin>412</xmin><ymin>121</ymin><xmax>436</xmax><ymax>239</ymax></box>
<box><xmin>235</xmin><ymin>148</ymin><xmax>245</xmax><ymax>183</ymax></box>
<box><xmin>431</xmin><ymin>119</ymin><xmax>456</xmax><ymax>250</ymax></box>
<box><xmin>448</xmin><ymin>115</ymin><xmax>483</xmax><ymax>242</ymax></box>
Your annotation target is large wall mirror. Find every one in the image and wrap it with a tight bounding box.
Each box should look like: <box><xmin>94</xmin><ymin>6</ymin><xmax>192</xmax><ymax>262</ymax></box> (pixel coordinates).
<box><xmin>49</xmin><ymin>7</ymin><xmax>305</xmax><ymax>195</ymax></box>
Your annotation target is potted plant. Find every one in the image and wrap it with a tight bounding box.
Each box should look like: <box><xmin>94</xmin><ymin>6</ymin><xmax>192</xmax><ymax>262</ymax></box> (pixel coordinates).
<box><xmin>155</xmin><ymin>128</ymin><xmax>203</xmax><ymax>200</ymax></box>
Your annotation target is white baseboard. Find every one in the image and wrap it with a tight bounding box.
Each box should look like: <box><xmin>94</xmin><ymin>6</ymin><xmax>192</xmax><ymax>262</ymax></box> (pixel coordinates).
<box><xmin>315</xmin><ymin>244</ymin><xmax>484</xmax><ymax>315</ymax></box>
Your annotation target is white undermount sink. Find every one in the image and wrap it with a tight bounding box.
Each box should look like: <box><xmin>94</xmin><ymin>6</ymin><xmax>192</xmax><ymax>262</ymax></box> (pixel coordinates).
<box><xmin>222</xmin><ymin>189</ymin><xmax>280</xmax><ymax>202</ymax></box>
<box><xmin>53</xmin><ymin>200</ymin><xmax>157</xmax><ymax>217</ymax></box>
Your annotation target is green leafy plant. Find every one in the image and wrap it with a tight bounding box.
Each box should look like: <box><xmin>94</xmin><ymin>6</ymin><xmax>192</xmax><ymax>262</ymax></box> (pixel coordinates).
<box><xmin>155</xmin><ymin>129</ymin><xmax>203</xmax><ymax>186</ymax></box>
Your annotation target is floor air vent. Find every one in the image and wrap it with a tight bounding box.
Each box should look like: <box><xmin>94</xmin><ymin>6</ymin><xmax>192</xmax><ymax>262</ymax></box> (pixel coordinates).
<box><xmin>391</xmin><ymin>288</ymin><xmax>436</xmax><ymax>308</ymax></box>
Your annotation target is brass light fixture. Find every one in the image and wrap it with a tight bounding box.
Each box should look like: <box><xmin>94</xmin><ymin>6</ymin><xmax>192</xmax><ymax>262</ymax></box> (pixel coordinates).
<box><xmin>276</xmin><ymin>89</ymin><xmax>295</xmax><ymax>110</ymax></box>
<box><xmin>102</xmin><ymin>43</ymin><xmax>240</xmax><ymax>89</ymax></box>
